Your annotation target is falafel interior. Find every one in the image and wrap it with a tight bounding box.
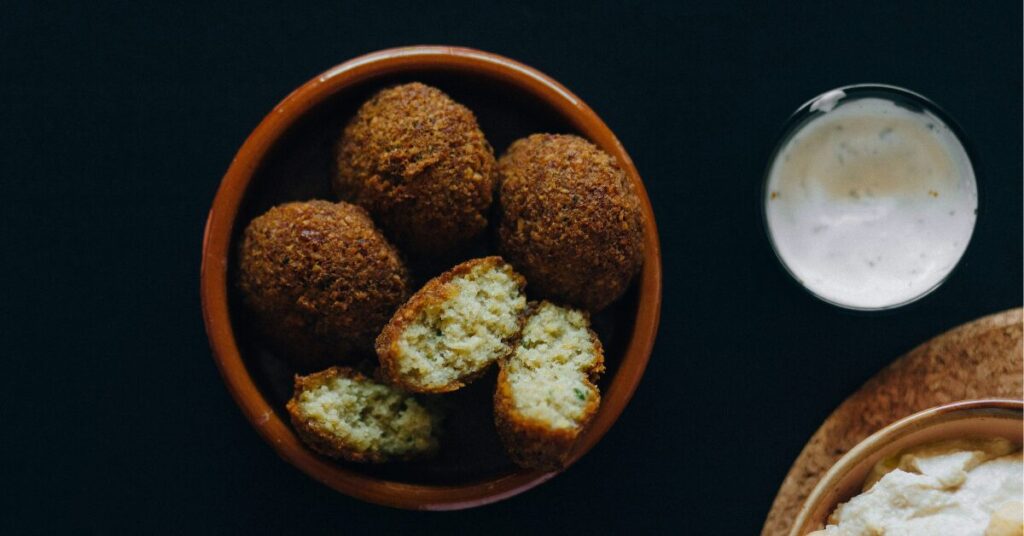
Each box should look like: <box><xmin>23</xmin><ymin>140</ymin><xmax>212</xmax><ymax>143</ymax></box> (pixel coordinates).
<box><xmin>495</xmin><ymin>301</ymin><xmax>605</xmax><ymax>469</ymax></box>
<box><xmin>377</xmin><ymin>257</ymin><xmax>526</xmax><ymax>393</ymax></box>
<box><xmin>287</xmin><ymin>367</ymin><xmax>440</xmax><ymax>463</ymax></box>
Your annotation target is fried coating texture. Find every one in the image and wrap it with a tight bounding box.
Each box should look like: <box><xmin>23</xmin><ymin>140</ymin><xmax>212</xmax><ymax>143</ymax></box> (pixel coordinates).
<box><xmin>494</xmin><ymin>301</ymin><xmax>605</xmax><ymax>470</ymax></box>
<box><xmin>237</xmin><ymin>200</ymin><xmax>411</xmax><ymax>369</ymax></box>
<box><xmin>333</xmin><ymin>82</ymin><xmax>495</xmax><ymax>255</ymax></box>
<box><xmin>376</xmin><ymin>256</ymin><xmax>527</xmax><ymax>394</ymax></box>
<box><xmin>497</xmin><ymin>134</ymin><xmax>644</xmax><ymax>312</ymax></box>
<box><xmin>286</xmin><ymin>366</ymin><xmax>441</xmax><ymax>462</ymax></box>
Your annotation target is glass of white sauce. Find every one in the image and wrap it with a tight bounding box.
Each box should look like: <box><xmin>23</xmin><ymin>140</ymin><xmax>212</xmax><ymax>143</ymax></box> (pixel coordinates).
<box><xmin>763</xmin><ymin>85</ymin><xmax>978</xmax><ymax>311</ymax></box>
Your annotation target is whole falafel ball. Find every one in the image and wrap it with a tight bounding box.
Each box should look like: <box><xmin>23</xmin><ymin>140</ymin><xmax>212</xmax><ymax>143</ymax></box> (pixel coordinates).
<box><xmin>497</xmin><ymin>134</ymin><xmax>644</xmax><ymax>312</ymax></box>
<box><xmin>238</xmin><ymin>200</ymin><xmax>411</xmax><ymax>369</ymax></box>
<box><xmin>333</xmin><ymin>82</ymin><xmax>495</xmax><ymax>255</ymax></box>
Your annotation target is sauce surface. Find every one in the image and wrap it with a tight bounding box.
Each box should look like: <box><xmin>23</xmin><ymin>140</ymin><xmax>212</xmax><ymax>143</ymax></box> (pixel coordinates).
<box><xmin>765</xmin><ymin>94</ymin><xmax>977</xmax><ymax>309</ymax></box>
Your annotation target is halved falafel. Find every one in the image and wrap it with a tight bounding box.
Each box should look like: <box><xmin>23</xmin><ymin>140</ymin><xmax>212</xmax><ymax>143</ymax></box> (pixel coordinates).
<box><xmin>376</xmin><ymin>256</ymin><xmax>527</xmax><ymax>394</ymax></box>
<box><xmin>237</xmin><ymin>200</ymin><xmax>411</xmax><ymax>369</ymax></box>
<box><xmin>286</xmin><ymin>366</ymin><xmax>441</xmax><ymax>462</ymax></box>
<box><xmin>497</xmin><ymin>134</ymin><xmax>644</xmax><ymax>312</ymax></box>
<box><xmin>334</xmin><ymin>82</ymin><xmax>495</xmax><ymax>255</ymax></box>
<box><xmin>494</xmin><ymin>301</ymin><xmax>605</xmax><ymax>470</ymax></box>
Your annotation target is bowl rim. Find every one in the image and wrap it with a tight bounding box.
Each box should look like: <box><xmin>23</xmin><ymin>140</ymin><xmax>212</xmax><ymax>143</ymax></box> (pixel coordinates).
<box><xmin>789</xmin><ymin>398</ymin><xmax>1024</xmax><ymax>535</ymax></box>
<box><xmin>200</xmin><ymin>45</ymin><xmax>663</xmax><ymax>510</ymax></box>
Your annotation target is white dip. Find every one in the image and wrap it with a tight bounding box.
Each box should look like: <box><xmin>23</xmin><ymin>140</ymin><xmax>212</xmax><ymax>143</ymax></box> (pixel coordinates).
<box><xmin>765</xmin><ymin>94</ymin><xmax>977</xmax><ymax>309</ymax></box>
<box><xmin>811</xmin><ymin>438</ymin><xmax>1023</xmax><ymax>536</ymax></box>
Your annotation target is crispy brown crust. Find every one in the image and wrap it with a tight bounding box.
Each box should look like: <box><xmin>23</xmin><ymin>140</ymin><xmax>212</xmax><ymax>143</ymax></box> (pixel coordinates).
<box><xmin>285</xmin><ymin>366</ymin><xmax>439</xmax><ymax>463</ymax></box>
<box><xmin>375</xmin><ymin>256</ymin><xmax>527</xmax><ymax>394</ymax></box>
<box><xmin>333</xmin><ymin>82</ymin><xmax>495</xmax><ymax>255</ymax></box>
<box><xmin>237</xmin><ymin>200</ymin><xmax>411</xmax><ymax>370</ymax></box>
<box><xmin>493</xmin><ymin>301</ymin><xmax>605</xmax><ymax>470</ymax></box>
<box><xmin>497</xmin><ymin>133</ymin><xmax>644</xmax><ymax>312</ymax></box>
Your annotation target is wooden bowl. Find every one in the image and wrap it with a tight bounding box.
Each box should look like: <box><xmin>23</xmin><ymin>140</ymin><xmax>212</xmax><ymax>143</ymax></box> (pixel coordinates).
<box><xmin>200</xmin><ymin>46</ymin><xmax>663</xmax><ymax>510</ymax></box>
<box><xmin>790</xmin><ymin>399</ymin><xmax>1024</xmax><ymax>535</ymax></box>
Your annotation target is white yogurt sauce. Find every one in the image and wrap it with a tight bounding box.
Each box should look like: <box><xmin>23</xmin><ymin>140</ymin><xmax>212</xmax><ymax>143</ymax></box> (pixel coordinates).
<box><xmin>765</xmin><ymin>94</ymin><xmax>978</xmax><ymax>309</ymax></box>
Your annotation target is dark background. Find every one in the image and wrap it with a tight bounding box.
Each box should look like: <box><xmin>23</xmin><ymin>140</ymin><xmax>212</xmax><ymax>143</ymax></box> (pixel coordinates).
<box><xmin>4</xmin><ymin>1</ymin><xmax>1021</xmax><ymax>533</ymax></box>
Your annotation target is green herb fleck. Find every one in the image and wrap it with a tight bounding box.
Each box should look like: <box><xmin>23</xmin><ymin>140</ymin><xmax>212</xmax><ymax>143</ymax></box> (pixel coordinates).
<box><xmin>573</xmin><ymin>388</ymin><xmax>586</xmax><ymax>401</ymax></box>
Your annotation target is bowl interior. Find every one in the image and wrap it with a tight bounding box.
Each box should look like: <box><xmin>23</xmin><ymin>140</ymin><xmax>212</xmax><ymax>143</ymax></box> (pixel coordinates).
<box><xmin>227</xmin><ymin>68</ymin><xmax>641</xmax><ymax>486</ymax></box>
<box><xmin>796</xmin><ymin>401</ymin><xmax>1024</xmax><ymax>535</ymax></box>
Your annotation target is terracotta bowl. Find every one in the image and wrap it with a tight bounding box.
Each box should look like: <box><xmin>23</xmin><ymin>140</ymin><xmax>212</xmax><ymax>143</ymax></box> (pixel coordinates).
<box><xmin>200</xmin><ymin>46</ymin><xmax>663</xmax><ymax>510</ymax></box>
<box><xmin>790</xmin><ymin>399</ymin><xmax>1024</xmax><ymax>535</ymax></box>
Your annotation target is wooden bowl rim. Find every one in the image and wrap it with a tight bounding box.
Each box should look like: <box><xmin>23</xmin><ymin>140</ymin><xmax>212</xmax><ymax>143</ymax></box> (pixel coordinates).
<box><xmin>790</xmin><ymin>399</ymin><xmax>1024</xmax><ymax>535</ymax></box>
<box><xmin>200</xmin><ymin>45</ymin><xmax>663</xmax><ymax>510</ymax></box>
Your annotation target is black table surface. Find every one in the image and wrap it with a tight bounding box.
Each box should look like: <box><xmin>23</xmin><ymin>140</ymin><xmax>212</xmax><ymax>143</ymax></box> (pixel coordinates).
<box><xmin>5</xmin><ymin>1</ymin><xmax>1021</xmax><ymax>533</ymax></box>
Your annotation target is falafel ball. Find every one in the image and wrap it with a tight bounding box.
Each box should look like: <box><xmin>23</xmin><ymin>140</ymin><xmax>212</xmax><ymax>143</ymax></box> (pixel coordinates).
<box><xmin>238</xmin><ymin>200</ymin><xmax>411</xmax><ymax>369</ymax></box>
<box><xmin>375</xmin><ymin>256</ymin><xmax>527</xmax><ymax>393</ymax></box>
<box><xmin>497</xmin><ymin>134</ymin><xmax>644</xmax><ymax>312</ymax></box>
<box><xmin>494</xmin><ymin>301</ymin><xmax>605</xmax><ymax>470</ymax></box>
<box><xmin>287</xmin><ymin>366</ymin><xmax>441</xmax><ymax>463</ymax></box>
<box><xmin>333</xmin><ymin>82</ymin><xmax>495</xmax><ymax>255</ymax></box>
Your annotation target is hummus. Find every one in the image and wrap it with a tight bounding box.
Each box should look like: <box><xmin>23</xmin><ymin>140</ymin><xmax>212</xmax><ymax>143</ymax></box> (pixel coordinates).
<box><xmin>811</xmin><ymin>438</ymin><xmax>1023</xmax><ymax>536</ymax></box>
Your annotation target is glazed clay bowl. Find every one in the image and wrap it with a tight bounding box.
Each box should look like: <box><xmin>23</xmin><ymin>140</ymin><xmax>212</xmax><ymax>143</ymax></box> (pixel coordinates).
<box><xmin>790</xmin><ymin>399</ymin><xmax>1024</xmax><ymax>535</ymax></box>
<box><xmin>200</xmin><ymin>46</ymin><xmax>662</xmax><ymax>510</ymax></box>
